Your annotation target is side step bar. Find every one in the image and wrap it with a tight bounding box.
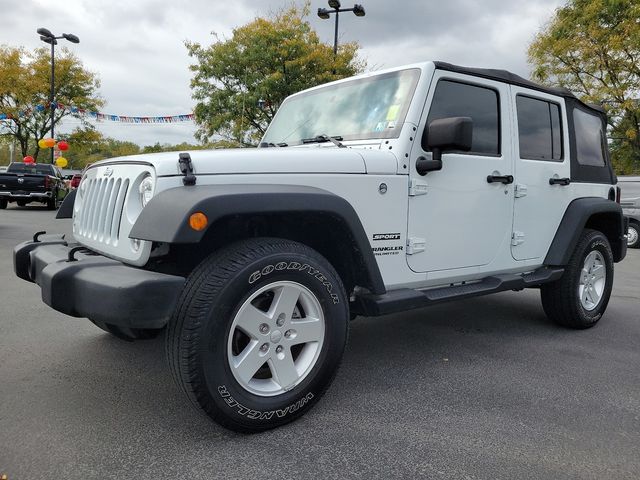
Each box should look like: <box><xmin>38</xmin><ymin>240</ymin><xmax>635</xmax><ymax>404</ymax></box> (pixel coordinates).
<box><xmin>353</xmin><ymin>267</ymin><xmax>564</xmax><ymax>317</ymax></box>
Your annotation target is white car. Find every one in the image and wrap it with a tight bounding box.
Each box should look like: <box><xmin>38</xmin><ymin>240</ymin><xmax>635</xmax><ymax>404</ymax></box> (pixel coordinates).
<box><xmin>15</xmin><ymin>61</ymin><xmax>627</xmax><ymax>432</ymax></box>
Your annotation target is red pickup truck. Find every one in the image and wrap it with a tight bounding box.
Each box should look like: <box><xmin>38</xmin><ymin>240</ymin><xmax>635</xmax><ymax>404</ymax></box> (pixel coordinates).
<box><xmin>0</xmin><ymin>162</ymin><xmax>69</xmax><ymax>210</ymax></box>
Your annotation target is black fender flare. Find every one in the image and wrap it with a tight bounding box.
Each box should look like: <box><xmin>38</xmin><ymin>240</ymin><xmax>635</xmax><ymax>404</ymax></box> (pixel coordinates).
<box><xmin>544</xmin><ymin>197</ymin><xmax>626</xmax><ymax>265</ymax></box>
<box><xmin>56</xmin><ymin>188</ymin><xmax>76</xmax><ymax>219</ymax></box>
<box><xmin>130</xmin><ymin>184</ymin><xmax>386</xmax><ymax>294</ymax></box>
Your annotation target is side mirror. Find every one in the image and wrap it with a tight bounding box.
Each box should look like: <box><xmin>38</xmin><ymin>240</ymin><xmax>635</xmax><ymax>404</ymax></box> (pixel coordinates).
<box><xmin>417</xmin><ymin>116</ymin><xmax>473</xmax><ymax>175</ymax></box>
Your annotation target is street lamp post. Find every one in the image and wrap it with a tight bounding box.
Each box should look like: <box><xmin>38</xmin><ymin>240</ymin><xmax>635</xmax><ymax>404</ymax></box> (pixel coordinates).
<box><xmin>317</xmin><ymin>1</ymin><xmax>365</xmax><ymax>71</ymax></box>
<box><xmin>36</xmin><ymin>28</ymin><xmax>79</xmax><ymax>164</ymax></box>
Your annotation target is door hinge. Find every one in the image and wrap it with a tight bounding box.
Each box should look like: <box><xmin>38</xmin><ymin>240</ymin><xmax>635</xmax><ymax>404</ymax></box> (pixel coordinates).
<box><xmin>514</xmin><ymin>183</ymin><xmax>527</xmax><ymax>198</ymax></box>
<box><xmin>511</xmin><ymin>231</ymin><xmax>525</xmax><ymax>246</ymax></box>
<box><xmin>407</xmin><ymin>237</ymin><xmax>426</xmax><ymax>254</ymax></box>
<box><xmin>408</xmin><ymin>178</ymin><xmax>428</xmax><ymax>196</ymax></box>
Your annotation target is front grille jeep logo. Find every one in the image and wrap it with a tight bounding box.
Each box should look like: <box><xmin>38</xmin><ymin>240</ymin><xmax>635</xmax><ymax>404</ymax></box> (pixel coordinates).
<box><xmin>103</xmin><ymin>167</ymin><xmax>114</xmax><ymax>177</ymax></box>
<box><xmin>17</xmin><ymin>178</ymin><xmax>24</xmax><ymax>184</ymax></box>
<box><xmin>372</xmin><ymin>232</ymin><xmax>401</xmax><ymax>241</ymax></box>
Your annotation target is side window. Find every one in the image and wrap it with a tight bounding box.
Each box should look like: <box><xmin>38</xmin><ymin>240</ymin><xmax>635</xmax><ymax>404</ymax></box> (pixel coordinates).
<box><xmin>425</xmin><ymin>79</ymin><xmax>500</xmax><ymax>155</ymax></box>
<box><xmin>573</xmin><ymin>108</ymin><xmax>606</xmax><ymax>166</ymax></box>
<box><xmin>516</xmin><ymin>95</ymin><xmax>563</xmax><ymax>161</ymax></box>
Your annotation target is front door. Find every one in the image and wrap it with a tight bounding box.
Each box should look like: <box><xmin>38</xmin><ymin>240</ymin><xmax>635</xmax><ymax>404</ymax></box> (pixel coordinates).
<box><xmin>407</xmin><ymin>72</ymin><xmax>514</xmax><ymax>274</ymax></box>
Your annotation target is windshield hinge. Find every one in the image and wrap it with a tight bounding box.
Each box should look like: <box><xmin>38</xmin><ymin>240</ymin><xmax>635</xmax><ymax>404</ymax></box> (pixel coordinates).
<box><xmin>178</xmin><ymin>152</ymin><xmax>196</xmax><ymax>186</ymax></box>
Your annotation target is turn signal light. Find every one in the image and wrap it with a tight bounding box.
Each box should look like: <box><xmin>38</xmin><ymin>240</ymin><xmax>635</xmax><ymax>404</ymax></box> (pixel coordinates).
<box><xmin>189</xmin><ymin>212</ymin><xmax>208</xmax><ymax>231</ymax></box>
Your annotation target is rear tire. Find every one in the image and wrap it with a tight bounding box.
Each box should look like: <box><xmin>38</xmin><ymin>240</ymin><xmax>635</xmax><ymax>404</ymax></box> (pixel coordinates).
<box><xmin>628</xmin><ymin>222</ymin><xmax>639</xmax><ymax>249</ymax></box>
<box><xmin>541</xmin><ymin>229</ymin><xmax>613</xmax><ymax>329</ymax></box>
<box><xmin>167</xmin><ymin>237</ymin><xmax>349</xmax><ymax>433</ymax></box>
<box><xmin>90</xmin><ymin>319</ymin><xmax>163</xmax><ymax>341</ymax></box>
<box><xmin>0</xmin><ymin>199</ymin><xmax>6</xmax><ymax>209</ymax></box>
<box><xmin>46</xmin><ymin>194</ymin><xmax>57</xmax><ymax>210</ymax></box>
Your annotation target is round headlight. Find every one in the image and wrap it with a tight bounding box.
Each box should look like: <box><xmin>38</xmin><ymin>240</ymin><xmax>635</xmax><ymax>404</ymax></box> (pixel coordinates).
<box><xmin>139</xmin><ymin>176</ymin><xmax>154</xmax><ymax>208</ymax></box>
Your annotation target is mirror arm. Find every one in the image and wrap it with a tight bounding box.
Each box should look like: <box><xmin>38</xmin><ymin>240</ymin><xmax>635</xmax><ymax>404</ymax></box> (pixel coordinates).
<box><xmin>415</xmin><ymin>151</ymin><xmax>443</xmax><ymax>176</ymax></box>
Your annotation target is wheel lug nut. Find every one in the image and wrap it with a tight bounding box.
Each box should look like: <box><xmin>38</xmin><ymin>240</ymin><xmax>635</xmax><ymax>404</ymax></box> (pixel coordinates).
<box><xmin>259</xmin><ymin>323</ymin><xmax>269</xmax><ymax>334</ymax></box>
<box><xmin>284</xmin><ymin>330</ymin><xmax>291</xmax><ymax>338</ymax></box>
<box><xmin>260</xmin><ymin>343</ymin><xmax>269</xmax><ymax>353</ymax></box>
<box><xmin>276</xmin><ymin>345</ymin><xmax>283</xmax><ymax>354</ymax></box>
<box><xmin>276</xmin><ymin>313</ymin><xmax>285</xmax><ymax>327</ymax></box>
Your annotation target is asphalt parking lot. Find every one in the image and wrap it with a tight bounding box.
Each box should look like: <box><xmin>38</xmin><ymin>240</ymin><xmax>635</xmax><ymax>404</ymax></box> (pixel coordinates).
<box><xmin>1</xmin><ymin>205</ymin><xmax>639</xmax><ymax>480</ymax></box>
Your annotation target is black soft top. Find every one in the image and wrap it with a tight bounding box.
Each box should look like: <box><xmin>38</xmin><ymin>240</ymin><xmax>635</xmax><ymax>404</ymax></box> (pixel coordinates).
<box><xmin>433</xmin><ymin>61</ymin><xmax>604</xmax><ymax>115</ymax></box>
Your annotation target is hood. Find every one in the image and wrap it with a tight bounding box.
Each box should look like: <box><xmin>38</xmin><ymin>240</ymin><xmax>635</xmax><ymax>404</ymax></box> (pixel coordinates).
<box><xmin>89</xmin><ymin>146</ymin><xmax>399</xmax><ymax>177</ymax></box>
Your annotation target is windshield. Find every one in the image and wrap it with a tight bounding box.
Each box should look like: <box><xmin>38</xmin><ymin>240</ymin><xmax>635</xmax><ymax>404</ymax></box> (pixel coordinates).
<box><xmin>8</xmin><ymin>163</ymin><xmax>53</xmax><ymax>175</ymax></box>
<box><xmin>262</xmin><ymin>68</ymin><xmax>421</xmax><ymax>146</ymax></box>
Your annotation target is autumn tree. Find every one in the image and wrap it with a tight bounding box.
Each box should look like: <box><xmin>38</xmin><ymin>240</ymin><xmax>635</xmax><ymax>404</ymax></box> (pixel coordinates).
<box><xmin>528</xmin><ymin>0</ymin><xmax>640</xmax><ymax>173</ymax></box>
<box><xmin>186</xmin><ymin>3</ymin><xmax>365</xmax><ymax>146</ymax></box>
<box><xmin>0</xmin><ymin>45</ymin><xmax>103</xmax><ymax>161</ymax></box>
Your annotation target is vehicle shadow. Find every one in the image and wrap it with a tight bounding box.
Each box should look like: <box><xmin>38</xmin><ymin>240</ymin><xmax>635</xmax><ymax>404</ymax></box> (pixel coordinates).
<box><xmin>56</xmin><ymin>290</ymin><xmax>557</xmax><ymax>438</ymax></box>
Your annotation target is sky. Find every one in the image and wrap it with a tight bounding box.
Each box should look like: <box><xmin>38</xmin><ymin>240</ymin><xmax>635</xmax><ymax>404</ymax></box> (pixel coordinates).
<box><xmin>0</xmin><ymin>0</ymin><xmax>565</xmax><ymax>146</ymax></box>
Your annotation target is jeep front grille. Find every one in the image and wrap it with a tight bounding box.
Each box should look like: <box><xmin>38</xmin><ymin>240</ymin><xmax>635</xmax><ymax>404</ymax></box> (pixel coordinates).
<box><xmin>76</xmin><ymin>176</ymin><xmax>129</xmax><ymax>245</ymax></box>
<box><xmin>72</xmin><ymin>163</ymin><xmax>155</xmax><ymax>266</ymax></box>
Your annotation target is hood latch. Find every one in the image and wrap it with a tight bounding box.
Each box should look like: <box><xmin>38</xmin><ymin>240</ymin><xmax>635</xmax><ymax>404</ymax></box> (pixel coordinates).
<box><xmin>178</xmin><ymin>152</ymin><xmax>196</xmax><ymax>186</ymax></box>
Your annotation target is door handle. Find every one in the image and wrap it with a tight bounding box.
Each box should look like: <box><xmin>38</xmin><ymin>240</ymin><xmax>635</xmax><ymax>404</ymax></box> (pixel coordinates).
<box><xmin>486</xmin><ymin>174</ymin><xmax>514</xmax><ymax>184</ymax></box>
<box><xmin>549</xmin><ymin>177</ymin><xmax>571</xmax><ymax>186</ymax></box>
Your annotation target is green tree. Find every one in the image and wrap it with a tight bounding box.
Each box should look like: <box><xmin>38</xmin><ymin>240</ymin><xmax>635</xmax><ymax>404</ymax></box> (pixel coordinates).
<box><xmin>186</xmin><ymin>2</ymin><xmax>365</xmax><ymax>146</ymax></box>
<box><xmin>0</xmin><ymin>45</ymin><xmax>103</xmax><ymax>161</ymax></box>
<box><xmin>528</xmin><ymin>0</ymin><xmax>640</xmax><ymax>173</ymax></box>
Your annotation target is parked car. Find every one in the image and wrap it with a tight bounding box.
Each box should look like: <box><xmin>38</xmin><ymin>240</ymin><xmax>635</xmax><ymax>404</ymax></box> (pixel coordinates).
<box><xmin>70</xmin><ymin>173</ymin><xmax>82</xmax><ymax>189</ymax></box>
<box><xmin>0</xmin><ymin>162</ymin><xmax>69</xmax><ymax>209</ymax></box>
<box><xmin>618</xmin><ymin>176</ymin><xmax>640</xmax><ymax>248</ymax></box>
<box><xmin>14</xmin><ymin>61</ymin><xmax>626</xmax><ymax>432</ymax></box>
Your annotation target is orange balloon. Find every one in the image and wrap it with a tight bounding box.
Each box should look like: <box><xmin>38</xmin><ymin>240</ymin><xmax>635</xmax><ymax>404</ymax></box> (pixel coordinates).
<box><xmin>43</xmin><ymin>138</ymin><xmax>55</xmax><ymax>148</ymax></box>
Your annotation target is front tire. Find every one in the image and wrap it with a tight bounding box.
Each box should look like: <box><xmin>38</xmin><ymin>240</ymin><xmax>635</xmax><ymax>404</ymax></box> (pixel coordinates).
<box><xmin>0</xmin><ymin>199</ymin><xmax>6</xmax><ymax>209</ymax></box>
<box><xmin>541</xmin><ymin>229</ymin><xmax>614</xmax><ymax>329</ymax></box>
<box><xmin>628</xmin><ymin>222</ymin><xmax>639</xmax><ymax>249</ymax></box>
<box><xmin>167</xmin><ymin>237</ymin><xmax>349</xmax><ymax>433</ymax></box>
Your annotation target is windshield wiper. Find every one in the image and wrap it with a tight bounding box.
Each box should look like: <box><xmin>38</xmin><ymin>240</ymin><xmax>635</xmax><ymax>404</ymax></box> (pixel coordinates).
<box><xmin>301</xmin><ymin>134</ymin><xmax>345</xmax><ymax>148</ymax></box>
<box><xmin>259</xmin><ymin>142</ymin><xmax>288</xmax><ymax>148</ymax></box>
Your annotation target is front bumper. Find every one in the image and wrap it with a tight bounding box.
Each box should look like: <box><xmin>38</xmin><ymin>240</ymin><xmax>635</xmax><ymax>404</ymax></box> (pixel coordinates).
<box><xmin>13</xmin><ymin>237</ymin><xmax>185</xmax><ymax>329</ymax></box>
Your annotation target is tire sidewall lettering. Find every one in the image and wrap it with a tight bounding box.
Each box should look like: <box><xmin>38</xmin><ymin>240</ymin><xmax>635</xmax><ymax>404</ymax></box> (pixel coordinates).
<box><xmin>248</xmin><ymin>261</ymin><xmax>339</xmax><ymax>303</ymax></box>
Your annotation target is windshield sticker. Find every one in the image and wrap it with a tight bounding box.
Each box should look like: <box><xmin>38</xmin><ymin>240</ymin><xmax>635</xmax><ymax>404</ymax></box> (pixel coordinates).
<box><xmin>386</xmin><ymin>104</ymin><xmax>401</xmax><ymax>121</ymax></box>
<box><xmin>374</xmin><ymin>122</ymin><xmax>387</xmax><ymax>132</ymax></box>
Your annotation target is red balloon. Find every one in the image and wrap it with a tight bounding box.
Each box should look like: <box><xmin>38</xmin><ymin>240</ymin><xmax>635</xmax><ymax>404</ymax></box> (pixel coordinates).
<box><xmin>57</xmin><ymin>141</ymin><xmax>69</xmax><ymax>151</ymax></box>
<box><xmin>23</xmin><ymin>156</ymin><xmax>35</xmax><ymax>164</ymax></box>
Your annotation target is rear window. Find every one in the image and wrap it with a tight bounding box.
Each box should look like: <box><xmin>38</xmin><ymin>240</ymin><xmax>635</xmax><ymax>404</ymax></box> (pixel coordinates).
<box><xmin>7</xmin><ymin>163</ymin><xmax>53</xmax><ymax>175</ymax></box>
<box><xmin>573</xmin><ymin>109</ymin><xmax>606</xmax><ymax>167</ymax></box>
<box><xmin>516</xmin><ymin>95</ymin><xmax>562</xmax><ymax>161</ymax></box>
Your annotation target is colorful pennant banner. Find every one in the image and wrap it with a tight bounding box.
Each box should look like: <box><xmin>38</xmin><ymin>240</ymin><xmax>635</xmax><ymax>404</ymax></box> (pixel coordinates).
<box><xmin>0</xmin><ymin>102</ymin><xmax>194</xmax><ymax>123</ymax></box>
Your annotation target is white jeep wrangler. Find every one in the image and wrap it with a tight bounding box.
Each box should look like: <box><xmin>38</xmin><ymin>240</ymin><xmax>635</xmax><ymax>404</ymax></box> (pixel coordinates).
<box><xmin>14</xmin><ymin>61</ymin><xmax>627</xmax><ymax>432</ymax></box>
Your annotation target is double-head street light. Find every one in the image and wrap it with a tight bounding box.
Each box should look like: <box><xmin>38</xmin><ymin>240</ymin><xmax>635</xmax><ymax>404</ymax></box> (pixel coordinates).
<box><xmin>318</xmin><ymin>1</ymin><xmax>365</xmax><ymax>57</ymax></box>
<box><xmin>36</xmin><ymin>27</ymin><xmax>79</xmax><ymax>164</ymax></box>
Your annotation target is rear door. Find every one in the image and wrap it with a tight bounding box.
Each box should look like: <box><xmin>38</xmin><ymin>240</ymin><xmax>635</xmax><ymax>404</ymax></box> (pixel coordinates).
<box><xmin>510</xmin><ymin>88</ymin><xmax>572</xmax><ymax>261</ymax></box>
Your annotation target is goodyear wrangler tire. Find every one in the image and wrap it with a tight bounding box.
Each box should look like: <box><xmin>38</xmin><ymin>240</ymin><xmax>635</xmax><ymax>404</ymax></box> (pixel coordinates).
<box><xmin>541</xmin><ymin>229</ymin><xmax>614</xmax><ymax>329</ymax></box>
<box><xmin>167</xmin><ymin>237</ymin><xmax>349</xmax><ymax>433</ymax></box>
